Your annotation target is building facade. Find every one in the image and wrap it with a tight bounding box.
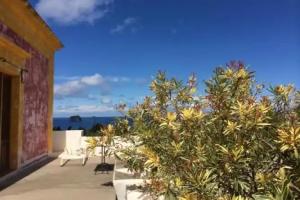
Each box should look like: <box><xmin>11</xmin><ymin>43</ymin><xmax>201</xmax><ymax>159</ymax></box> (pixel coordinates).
<box><xmin>0</xmin><ymin>0</ymin><xmax>62</xmax><ymax>176</ymax></box>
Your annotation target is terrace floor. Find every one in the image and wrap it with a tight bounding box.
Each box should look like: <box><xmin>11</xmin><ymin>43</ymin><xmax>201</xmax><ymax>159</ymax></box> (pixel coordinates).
<box><xmin>0</xmin><ymin>157</ymin><xmax>116</xmax><ymax>200</ymax></box>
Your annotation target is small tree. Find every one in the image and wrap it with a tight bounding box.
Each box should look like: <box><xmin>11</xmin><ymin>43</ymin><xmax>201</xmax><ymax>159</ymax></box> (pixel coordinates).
<box><xmin>86</xmin><ymin>124</ymin><xmax>115</xmax><ymax>167</ymax></box>
<box><xmin>114</xmin><ymin>61</ymin><xmax>300</xmax><ymax>199</ymax></box>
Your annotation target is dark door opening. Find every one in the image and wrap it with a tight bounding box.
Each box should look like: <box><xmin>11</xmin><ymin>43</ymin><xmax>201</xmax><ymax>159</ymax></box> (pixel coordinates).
<box><xmin>0</xmin><ymin>72</ymin><xmax>11</xmax><ymax>175</ymax></box>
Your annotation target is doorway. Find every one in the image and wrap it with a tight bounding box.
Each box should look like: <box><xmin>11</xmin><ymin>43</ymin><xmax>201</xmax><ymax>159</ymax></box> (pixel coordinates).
<box><xmin>0</xmin><ymin>72</ymin><xmax>12</xmax><ymax>175</ymax></box>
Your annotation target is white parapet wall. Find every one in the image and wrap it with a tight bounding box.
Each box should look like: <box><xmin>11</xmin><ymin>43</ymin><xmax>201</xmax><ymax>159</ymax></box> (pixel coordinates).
<box><xmin>53</xmin><ymin>130</ymin><xmax>84</xmax><ymax>152</ymax></box>
<box><xmin>52</xmin><ymin>130</ymin><xmax>100</xmax><ymax>155</ymax></box>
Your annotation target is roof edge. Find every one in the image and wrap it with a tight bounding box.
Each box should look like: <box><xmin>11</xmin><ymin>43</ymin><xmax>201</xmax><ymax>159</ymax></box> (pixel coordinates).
<box><xmin>23</xmin><ymin>0</ymin><xmax>63</xmax><ymax>50</ymax></box>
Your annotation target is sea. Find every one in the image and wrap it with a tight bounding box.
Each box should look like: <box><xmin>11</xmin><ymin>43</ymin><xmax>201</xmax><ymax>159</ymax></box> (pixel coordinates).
<box><xmin>53</xmin><ymin>117</ymin><xmax>119</xmax><ymax>130</ymax></box>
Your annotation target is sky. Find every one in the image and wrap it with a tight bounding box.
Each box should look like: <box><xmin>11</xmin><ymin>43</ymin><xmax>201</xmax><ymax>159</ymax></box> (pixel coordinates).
<box><xmin>29</xmin><ymin>0</ymin><xmax>300</xmax><ymax>117</ymax></box>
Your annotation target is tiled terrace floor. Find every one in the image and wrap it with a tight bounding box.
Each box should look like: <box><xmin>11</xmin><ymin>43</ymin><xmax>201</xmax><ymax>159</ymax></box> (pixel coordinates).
<box><xmin>0</xmin><ymin>157</ymin><xmax>115</xmax><ymax>200</ymax></box>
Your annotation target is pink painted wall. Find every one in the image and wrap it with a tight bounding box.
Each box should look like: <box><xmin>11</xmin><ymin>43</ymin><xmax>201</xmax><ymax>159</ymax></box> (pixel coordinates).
<box><xmin>0</xmin><ymin>21</ymin><xmax>49</xmax><ymax>164</ymax></box>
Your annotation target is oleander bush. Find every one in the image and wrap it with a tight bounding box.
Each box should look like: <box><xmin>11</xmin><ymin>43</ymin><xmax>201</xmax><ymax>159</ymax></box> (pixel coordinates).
<box><xmin>113</xmin><ymin>61</ymin><xmax>300</xmax><ymax>199</ymax></box>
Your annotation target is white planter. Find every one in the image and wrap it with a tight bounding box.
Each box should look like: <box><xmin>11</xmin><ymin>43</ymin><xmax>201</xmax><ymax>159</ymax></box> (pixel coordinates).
<box><xmin>126</xmin><ymin>190</ymin><xmax>151</xmax><ymax>200</ymax></box>
<box><xmin>113</xmin><ymin>179</ymin><xmax>144</xmax><ymax>200</ymax></box>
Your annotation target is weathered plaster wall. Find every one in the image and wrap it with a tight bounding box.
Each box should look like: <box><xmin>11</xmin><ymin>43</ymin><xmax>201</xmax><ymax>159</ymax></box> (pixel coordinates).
<box><xmin>0</xmin><ymin>21</ymin><xmax>49</xmax><ymax>163</ymax></box>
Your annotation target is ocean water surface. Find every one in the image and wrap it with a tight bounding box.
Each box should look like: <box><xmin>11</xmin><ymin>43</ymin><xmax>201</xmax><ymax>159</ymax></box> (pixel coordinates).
<box><xmin>53</xmin><ymin>117</ymin><xmax>119</xmax><ymax>130</ymax></box>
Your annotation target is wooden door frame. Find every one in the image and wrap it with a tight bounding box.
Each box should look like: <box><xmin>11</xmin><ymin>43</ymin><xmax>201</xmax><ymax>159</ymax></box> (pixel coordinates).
<box><xmin>0</xmin><ymin>63</ymin><xmax>23</xmax><ymax>170</ymax></box>
<box><xmin>0</xmin><ymin>74</ymin><xmax>2</xmax><ymax>164</ymax></box>
<box><xmin>0</xmin><ymin>36</ymin><xmax>30</xmax><ymax>170</ymax></box>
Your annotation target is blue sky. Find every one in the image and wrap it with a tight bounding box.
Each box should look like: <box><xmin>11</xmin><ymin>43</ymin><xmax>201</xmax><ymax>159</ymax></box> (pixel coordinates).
<box><xmin>29</xmin><ymin>0</ymin><xmax>300</xmax><ymax>117</ymax></box>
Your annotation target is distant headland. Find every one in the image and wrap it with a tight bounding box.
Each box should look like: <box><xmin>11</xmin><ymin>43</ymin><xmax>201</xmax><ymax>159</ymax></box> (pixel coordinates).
<box><xmin>69</xmin><ymin>115</ymin><xmax>82</xmax><ymax>122</ymax></box>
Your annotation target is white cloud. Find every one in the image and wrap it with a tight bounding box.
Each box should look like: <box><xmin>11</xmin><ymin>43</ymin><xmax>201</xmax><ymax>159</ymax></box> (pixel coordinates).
<box><xmin>35</xmin><ymin>0</ymin><xmax>114</xmax><ymax>25</ymax></box>
<box><xmin>54</xmin><ymin>80</ymin><xmax>85</xmax><ymax>98</ymax></box>
<box><xmin>110</xmin><ymin>17</ymin><xmax>137</xmax><ymax>34</ymax></box>
<box><xmin>54</xmin><ymin>73</ymin><xmax>106</xmax><ymax>99</ymax></box>
<box><xmin>54</xmin><ymin>73</ymin><xmax>134</xmax><ymax>99</ymax></box>
<box><xmin>55</xmin><ymin>76</ymin><xmax>80</xmax><ymax>81</ymax></box>
<box><xmin>101</xmin><ymin>96</ymin><xmax>112</xmax><ymax>104</ymax></box>
<box><xmin>87</xmin><ymin>94</ymin><xmax>99</xmax><ymax>100</ymax></box>
<box><xmin>81</xmin><ymin>74</ymin><xmax>104</xmax><ymax>85</ymax></box>
<box><xmin>55</xmin><ymin>104</ymin><xmax>114</xmax><ymax>114</ymax></box>
<box><xmin>106</xmin><ymin>76</ymin><xmax>131</xmax><ymax>82</ymax></box>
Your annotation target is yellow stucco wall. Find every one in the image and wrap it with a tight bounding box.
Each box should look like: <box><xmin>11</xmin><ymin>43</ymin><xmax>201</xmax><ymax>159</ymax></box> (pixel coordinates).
<box><xmin>0</xmin><ymin>0</ymin><xmax>62</xmax><ymax>163</ymax></box>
